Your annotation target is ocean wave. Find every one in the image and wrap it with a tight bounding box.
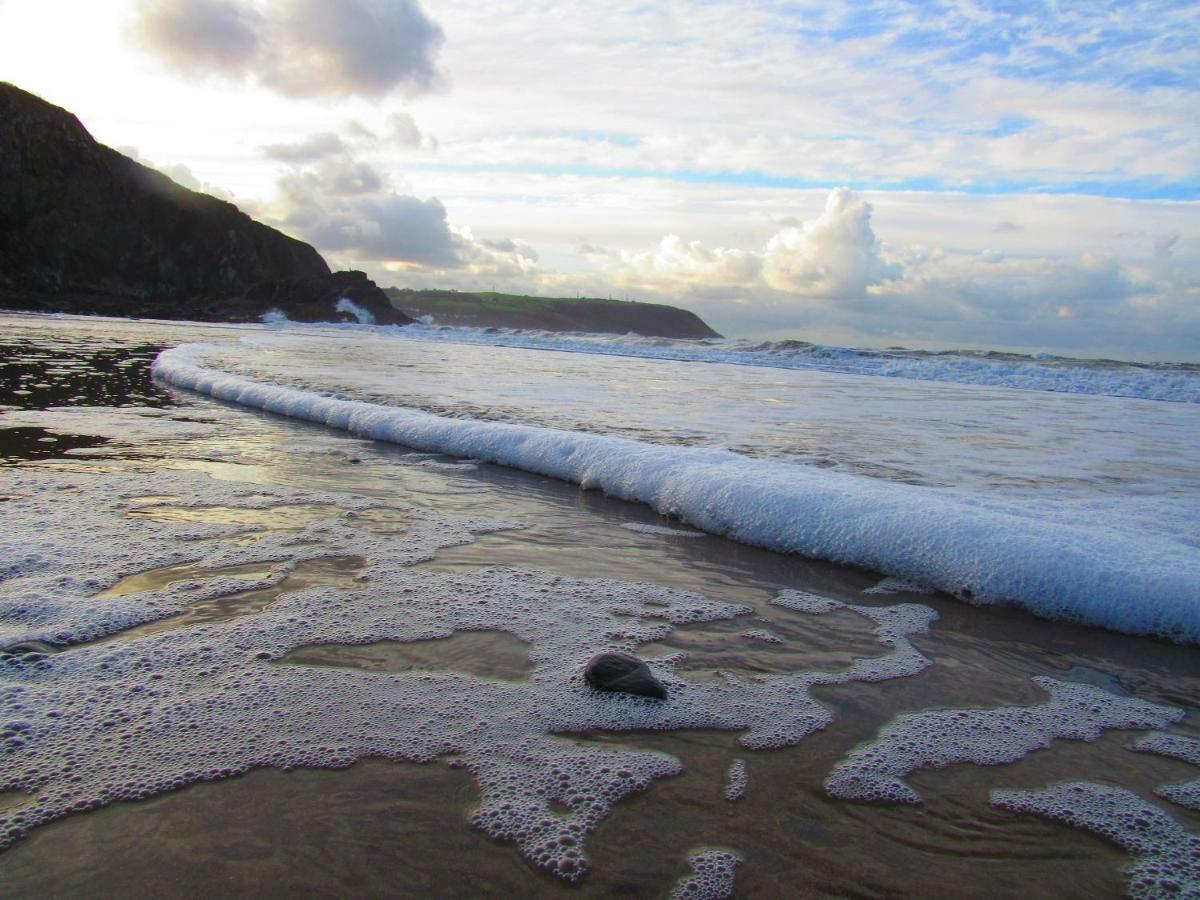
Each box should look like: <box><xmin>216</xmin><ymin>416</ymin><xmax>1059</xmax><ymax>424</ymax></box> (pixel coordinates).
<box><xmin>375</xmin><ymin>325</ymin><xmax>1200</xmax><ymax>403</ymax></box>
<box><xmin>153</xmin><ymin>342</ymin><xmax>1200</xmax><ymax>644</ymax></box>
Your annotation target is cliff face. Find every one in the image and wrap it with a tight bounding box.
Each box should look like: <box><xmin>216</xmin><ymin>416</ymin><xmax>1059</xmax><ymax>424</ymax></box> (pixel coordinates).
<box><xmin>388</xmin><ymin>289</ymin><xmax>722</xmax><ymax>339</ymax></box>
<box><xmin>0</xmin><ymin>83</ymin><xmax>409</xmax><ymax>325</ymax></box>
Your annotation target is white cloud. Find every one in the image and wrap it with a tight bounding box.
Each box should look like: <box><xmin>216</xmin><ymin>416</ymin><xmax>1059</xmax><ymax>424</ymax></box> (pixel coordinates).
<box><xmin>262</xmin><ymin>133</ymin><xmax>534</xmax><ymax>278</ymax></box>
<box><xmin>273</xmin><ymin>158</ymin><xmax>457</xmax><ymax>267</ymax></box>
<box><xmin>132</xmin><ymin>0</ymin><xmax>444</xmax><ymax>99</ymax></box>
<box><xmin>586</xmin><ymin>188</ymin><xmax>895</xmax><ymax>302</ymax></box>
<box><xmin>384</xmin><ymin>111</ymin><xmax>436</xmax><ymax>150</ymax></box>
<box><xmin>606</xmin><ymin>235</ymin><xmax>760</xmax><ymax>287</ymax></box>
<box><xmin>9</xmin><ymin>0</ymin><xmax>1192</xmax><ymax>357</ymax></box>
<box><xmin>564</xmin><ymin>187</ymin><xmax>1197</xmax><ymax>359</ymax></box>
<box><xmin>761</xmin><ymin>189</ymin><xmax>897</xmax><ymax>297</ymax></box>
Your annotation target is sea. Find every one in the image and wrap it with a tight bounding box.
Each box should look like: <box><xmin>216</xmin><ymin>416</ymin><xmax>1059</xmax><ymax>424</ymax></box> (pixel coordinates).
<box><xmin>0</xmin><ymin>310</ymin><xmax>1197</xmax><ymax>898</ymax></box>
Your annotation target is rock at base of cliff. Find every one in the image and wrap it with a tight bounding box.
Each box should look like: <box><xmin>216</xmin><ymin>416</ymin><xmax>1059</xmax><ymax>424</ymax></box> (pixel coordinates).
<box><xmin>243</xmin><ymin>271</ymin><xmax>413</xmax><ymax>326</ymax></box>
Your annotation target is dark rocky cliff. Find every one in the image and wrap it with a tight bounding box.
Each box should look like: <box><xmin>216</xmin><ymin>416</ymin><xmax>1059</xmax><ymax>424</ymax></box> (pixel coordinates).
<box><xmin>0</xmin><ymin>83</ymin><xmax>409</xmax><ymax>325</ymax></box>
<box><xmin>388</xmin><ymin>289</ymin><xmax>722</xmax><ymax>339</ymax></box>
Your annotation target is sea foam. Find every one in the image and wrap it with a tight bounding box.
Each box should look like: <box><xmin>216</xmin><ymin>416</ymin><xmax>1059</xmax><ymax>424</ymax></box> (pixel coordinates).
<box><xmin>152</xmin><ymin>343</ymin><xmax>1200</xmax><ymax>643</ymax></box>
<box><xmin>991</xmin><ymin>782</ymin><xmax>1200</xmax><ymax>898</ymax></box>
<box><xmin>825</xmin><ymin>677</ymin><xmax>1183</xmax><ymax>804</ymax></box>
<box><xmin>1132</xmin><ymin>732</ymin><xmax>1200</xmax><ymax>811</ymax></box>
<box><xmin>0</xmin><ymin>466</ymin><xmax>936</xmax><ymax>880</ymax></box>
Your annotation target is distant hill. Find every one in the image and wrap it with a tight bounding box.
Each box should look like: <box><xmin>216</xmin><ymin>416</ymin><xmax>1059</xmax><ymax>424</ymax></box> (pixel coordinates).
<box><xmin>388</xmin><ymin>288</ymin><xmax>721</xmax><ymax>339</ymax></box>
<box><xmin>0</xmin><ymin>83</ymin><xmax>409</xmax><ymax>325</ymax></box>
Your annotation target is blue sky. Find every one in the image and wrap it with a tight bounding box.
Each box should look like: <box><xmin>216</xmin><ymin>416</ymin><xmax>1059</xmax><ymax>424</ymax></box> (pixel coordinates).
<box><xmin>1</xmin><ymin>0</ymin><xmax>1197</xmax><ymax>358</ymax></box>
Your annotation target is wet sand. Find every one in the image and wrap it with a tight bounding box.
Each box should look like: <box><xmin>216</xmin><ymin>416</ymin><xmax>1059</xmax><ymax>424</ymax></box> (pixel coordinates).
<box><xmin>1</xmin><ymin>314</ymin><xmax>1197</xmax><ymax>897</ymax></box>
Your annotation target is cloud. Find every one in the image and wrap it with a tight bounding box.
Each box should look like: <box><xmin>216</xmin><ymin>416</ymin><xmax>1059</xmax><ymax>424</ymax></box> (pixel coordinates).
<box><xmin>454</xmin><ymin>230</ymin><xmax>541</xmax><ymax>279</ymax></box>
<box><xmin>263</xmin><ymin>134</ymin><xmax>531</xmax><ymax>277</ymax></box>
<box><xmin>342</xmin><ymin>112</ymin><xmax>438</xmax><ymax>151</ymax></box>
<box><xmin>568</xmin><ymin>188</ymin><xmax>1195</xmax><ymax>357</ymax></box>
<box><xmin>262</xmin><ymin>132</ymin><xmax>346</xmax><ymax>164</ymax></box>
<box><xmin>610</xmin><ymin>236</ymin><xmax>761</xmax><ymax>288</ymax></box>
<box><xmin>761</xmin><ymin>188</ymin><xmax>898</xmax><ymax>297</ymax></box>
<box><xmin>386</xmin><ymin>112</ymin><xmax>421</xmax><ymax>147</ymax></box>
<box><xmin>132</xmin><ymin>0</ymin><xmax>444</xmax><ymax>99</ymax></box>
<box><xmin>1155</xmin><ymin>232</ymin><xmax>1180</xmax><ymax>259</ymax></box>
<box><xmin>117</xmin><ymin>146</ymin><xmax>236</xmax><ymax>201</ymax></box>
<box><xmin>132</xmin><ymin>0</ymin><xmax>260</xmax><ymax>75</ymax></box>
<box><xmin>274</xmin><ymin>159</ymin><xmax>458</xmax><ymax>267</ymax></box>
<box><xmin>596</xmin><ymin>188</ymin><xmax>894</xmax><ymax>301</ymax></box>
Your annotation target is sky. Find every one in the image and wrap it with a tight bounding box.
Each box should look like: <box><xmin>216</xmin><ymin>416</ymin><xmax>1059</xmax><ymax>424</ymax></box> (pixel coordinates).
<box><xmin>1</xmin><ymin>0</ymin><xmax>1198</xmax><ymax>360</ymax></box>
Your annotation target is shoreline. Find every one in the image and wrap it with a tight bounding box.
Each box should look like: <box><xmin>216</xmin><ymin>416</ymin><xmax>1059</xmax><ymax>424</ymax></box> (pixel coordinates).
<box><xmin>1</xmin><ymin>313</ymin><xmax>1198</xmax><ymax>897</ymax></box>
<box><xmin>152</xmin><ymin>340</ymin><xmax>1200</xmax><ymax>645</ymax></box>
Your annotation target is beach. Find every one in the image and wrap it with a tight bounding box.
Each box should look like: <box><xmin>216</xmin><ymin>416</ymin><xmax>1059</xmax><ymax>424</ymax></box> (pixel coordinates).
<box><xmin>1</xmin><ymin>312</ymin><xmax>1198</xmax><ymax>898</ymax></box>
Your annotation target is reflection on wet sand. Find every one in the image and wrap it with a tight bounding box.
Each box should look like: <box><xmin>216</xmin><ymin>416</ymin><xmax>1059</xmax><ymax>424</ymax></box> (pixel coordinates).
<box><xmin>1</xmin><ymin>318</ymin><xmax>1198</xmax><ymax>898</ymax></box>
<box><xmin>126</xmin><ymin>502</ymin><xmax>338</xmax><ymax>530</ymax></box>
<box><xmin>283</xmin><ymin>630</ymin><xmax>533</xmax><ymax>682</ymax></box>
<box><xmin>97</xmin><ymin>560</ymin><xmax>279</xmax><ymax>599</ymax></box>
<box><xmin>87</xmin><ymin>556</ymin><xmax>365</xmax><ymax>647</ymax></box>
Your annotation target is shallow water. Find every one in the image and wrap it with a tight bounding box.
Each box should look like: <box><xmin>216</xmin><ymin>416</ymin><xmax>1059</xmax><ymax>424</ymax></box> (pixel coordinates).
<box><xmin>284</xmin><ymin>631</ymin><xmax>535</xmax><ymax>682</ymax></box>
<box><xmin>154</xmin><ymin>330</ymin><xmax>1200</xmax><ymax>646</ymax></box>
<box><xmin>204</xmin><ymin>330</ymin><xmax>1200</xmax><ymax>504</ymax></box>
<box><xmin>0</xmin><ymin>314</ymin><xmax>1198</xmax><ymax>898</ymax></box>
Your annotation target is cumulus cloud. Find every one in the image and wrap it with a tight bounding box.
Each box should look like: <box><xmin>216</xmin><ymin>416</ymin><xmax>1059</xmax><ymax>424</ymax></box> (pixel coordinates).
<box><xmin>761</xmin><ymin>188</ymin><xmax>898</xmax><ymax>297</ymax></box>
<box><xmin>575</xmin><ymin>188</ymin><xmax>1194</xmax><ymax>356</ymax></box>
<box><xmin>132</xmin><ymin>0</ymin><xmax>260</xmax><ymax>74</ymax></box>
<box><xmin>606</xmin><ymin>236</ymin><xmax>760</xmax><ymax>287</ymax></box>
<box><xmin>596</xmin><ymin>188</ymin><xmax>894</xmax><ymax>302</ymax></box>
<box><xmin>273</xmin><ymin>159</ymin><xmax>458</xmax><ymax>267</ymax></box>
<box><xmin>454</xmin><ymin>231</ymin><xmax>541</xmax><ymax>279</ymax></box>
<box><xmin>263</xmin><ymin>134</ymin><xmax>535</xmax><ymax>279</ymax></box>
<box><xmin>132</xmin><ymin>0</ymin><xmax>444</xmax><ymax>99</ymax></box>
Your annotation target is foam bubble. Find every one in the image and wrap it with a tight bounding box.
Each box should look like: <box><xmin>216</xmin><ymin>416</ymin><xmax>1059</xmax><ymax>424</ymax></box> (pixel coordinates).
<box><xmin>0</xmin><ymin>468</ymin><xmax>520</xmax><ymax>649</ymax></box>
<box><xmin>724</xmin><ymin>759</ymin><xmax>747</xmax><ymax>801</ymax></box>
<box><xmin>1132</xmin><ymin>732</ymin><xmax>1200</xmax><ymax>811</ymax></box>
<box><xmin>0</xmin><ymin>467</ymin><xmax>944</xmax><ymax>880</ymax></box>
<box><xmin>0</xmin><ymin>407</ymin><xmax>222</xmax><ymax>444</ymax></box>
<box><xmin>742</xmin><ymin>629</ymin><xmax>782</xmax><ymax>644</ymax></box>
<box><xmin>826</xmin><ymin>678</ymin><xmax>1183</xmax><ymax>804</ymax></box>
<box><xmin>670</xmin><ymin>849</ymin><xmax>743</xmax><ymax>899</ymax></box>
<box><xmin>769</xmin><ymin>590</ymin><xmax>845</xmax><ymax>615</ymax></box>
<box><xmin>863</xmin><ymin>576</ymin><xmax>933</xmax><ymax>595</ymax></box>
<box><xmin>991</xmin><ymin>782</ymin><xmax>1200</xmax><ymax>899</ymax></box>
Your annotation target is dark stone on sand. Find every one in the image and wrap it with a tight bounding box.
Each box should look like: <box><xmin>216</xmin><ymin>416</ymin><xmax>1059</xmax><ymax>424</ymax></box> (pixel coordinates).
<box><xmin>0</xmin><ymin>82</ymin><xmax>412</xmax><ymax>326</ymax></box>
<box><xmin>583</xmin><ymin>652</ymin><xmax>667</xmax><ymax>699</ymax></box>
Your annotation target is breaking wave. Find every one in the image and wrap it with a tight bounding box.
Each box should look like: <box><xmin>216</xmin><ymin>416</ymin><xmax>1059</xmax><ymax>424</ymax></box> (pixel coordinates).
<box><xmin>153</xmin><ymin>342</ymin><xmax>1200</xmax><ymax>643</ymax></box>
